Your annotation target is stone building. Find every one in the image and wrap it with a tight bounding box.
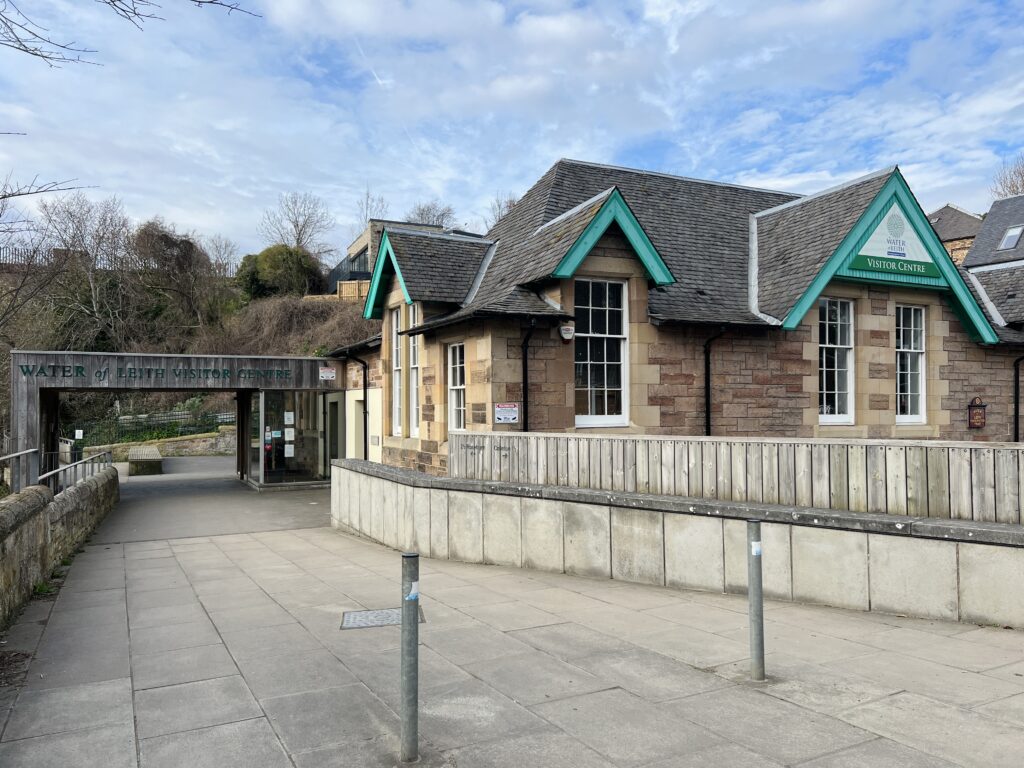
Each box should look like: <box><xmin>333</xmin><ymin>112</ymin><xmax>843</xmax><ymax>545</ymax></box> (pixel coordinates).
<box><xmin>927</xmin><ymin>203</ymin><xmax>983</xmax><ymax>264</ymax></box>
<box><xmin>330</xmin><ymin>160</ymin><xmax>1024</xmax><ymax>474</ymax></box>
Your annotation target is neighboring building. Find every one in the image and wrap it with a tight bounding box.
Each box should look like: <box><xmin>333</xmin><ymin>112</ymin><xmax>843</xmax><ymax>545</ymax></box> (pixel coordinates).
<box><xmin>928</xmin><ymin>203</ymin><xmax>983</xmax><ymax>264</ymax></box>
<box><xmin>330</xmin><ymin>159</ymin><xmax>1024</xmax><ymax>475</ymax></box>
<box><xmin>962</xmin><ymin>192</ymin><xmax>1024</xmax><ymax>345</ymax></box>
<box><xmin>325</xmin><ymin>219</ymin><xmax>482</xmax><ymax>298</ymax></box>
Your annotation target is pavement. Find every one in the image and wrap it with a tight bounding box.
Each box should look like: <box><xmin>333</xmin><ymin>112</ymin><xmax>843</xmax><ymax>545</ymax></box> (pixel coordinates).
<box><xmin>2</xmin><ymin>464</ymin><xmax>1024</xmax><ymax>767</ymax></box>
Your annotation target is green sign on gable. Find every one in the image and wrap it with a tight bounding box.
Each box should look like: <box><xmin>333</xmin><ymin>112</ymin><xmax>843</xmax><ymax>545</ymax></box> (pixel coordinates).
<box><xmin>848</xmin><ymin>203</ymin><xmax>940</xmax><ymax>278</ymax></box>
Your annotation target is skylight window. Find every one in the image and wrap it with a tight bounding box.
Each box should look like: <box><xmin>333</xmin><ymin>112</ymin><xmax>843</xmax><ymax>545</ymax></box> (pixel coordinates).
<box><xmin>997</xmin><ymin>225</ymin><xmax>1023</xmax><ymax>250</ymax></box>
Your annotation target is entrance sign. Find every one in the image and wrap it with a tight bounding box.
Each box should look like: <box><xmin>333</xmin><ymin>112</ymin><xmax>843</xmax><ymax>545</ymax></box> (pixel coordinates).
<box><xmin>319</xmin><ymin>366</ymin><xmax>337</xmax><ymax>381</ymax></box>
<box><xmin>494</xmin><ymin>402</ymin><xmax>519</xmax><ymax>424</ymax></box>
<box><xmin>849</xmin><ymin>204</ymin><xmax>940</xmax><ymax>278</ymax></box>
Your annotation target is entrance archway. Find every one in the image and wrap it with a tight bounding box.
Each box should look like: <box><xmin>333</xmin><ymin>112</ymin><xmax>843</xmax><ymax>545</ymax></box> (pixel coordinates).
<box><xmin>10</xmin><ymin>350</ymin><xmax>344</xmax><ymax>489</ymax></box>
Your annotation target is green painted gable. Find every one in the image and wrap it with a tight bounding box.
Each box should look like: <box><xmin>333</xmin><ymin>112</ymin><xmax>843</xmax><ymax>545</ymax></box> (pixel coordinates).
<box><xmin>362</xmin><ymin>231</ymin><xmax>412</xmax><ymax>320</ymax></box>
<box><xmin>781</xmin><ymin>170</ymin><xmax>998</xmax><ymax>343</ymax></box>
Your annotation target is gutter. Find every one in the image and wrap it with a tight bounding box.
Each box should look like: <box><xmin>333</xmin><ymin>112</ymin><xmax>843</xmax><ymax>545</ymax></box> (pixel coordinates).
<box><xmin>521</xmin><ymin>319</ymin><xmax>536</xmax><ymax>432</ymax></box>
<box><xmin>704</xmin><ymin>327</ymin><xmax>727</xmax><ymax>436</ymax></box>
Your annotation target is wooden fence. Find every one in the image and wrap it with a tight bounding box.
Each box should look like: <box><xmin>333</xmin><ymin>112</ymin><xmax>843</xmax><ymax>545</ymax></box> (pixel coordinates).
<box><xmin>447</xmin><ymin>432</ymin><xmax>1024</xmax><ymax>525</ymax></box>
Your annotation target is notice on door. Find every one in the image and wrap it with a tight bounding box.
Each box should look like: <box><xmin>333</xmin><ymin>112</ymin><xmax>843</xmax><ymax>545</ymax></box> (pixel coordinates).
<box><xmin>494</xmin><ymin>402</ymin><xmax>519</xmax><ymax>424</ymax></box>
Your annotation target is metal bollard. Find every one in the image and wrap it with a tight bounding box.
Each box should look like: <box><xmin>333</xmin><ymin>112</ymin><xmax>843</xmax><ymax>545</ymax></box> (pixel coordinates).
<box><xmin>400</xmin><ymin>553</ymin><xmax>419</xmax><ymax>763</ymax></box>
<box><xmin>747</xmin><ymin>520</ymin><xmax>765</xmax><ymax>681</ymax></box>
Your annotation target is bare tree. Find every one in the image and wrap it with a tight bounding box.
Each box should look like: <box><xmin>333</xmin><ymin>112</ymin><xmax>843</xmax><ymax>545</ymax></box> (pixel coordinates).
<box><xmin>258</xmin><ymin>192</ymin><xmax>335</xmax><ymax>260</ymax></box>
<box><xmin>353</xmin><ymin>185</ymin><xmax>389</xmax><ymax>237</ymax></box>
<box><xmin>405</xmin><ymin>199</ymin><xmax>456</xmax><ymax>229</ymax></box>
<box><xmin>993</xmin><ymin>153</ymin><xmax>1024</xmax><ymax>199</ymax></box>
<box><xmin>204</xmin><ymin>233</ymin><xmax>239</xmax><ymax>276</ymax></box>
<box><xmin>1</xmin><ymin>0</ymin><xmax>255</xmax><ymax>65</ymax></box>
<box><xmin>484</xmin><ymin>191</ymin><xmax>518</xmax><ymax>230</ymax></box>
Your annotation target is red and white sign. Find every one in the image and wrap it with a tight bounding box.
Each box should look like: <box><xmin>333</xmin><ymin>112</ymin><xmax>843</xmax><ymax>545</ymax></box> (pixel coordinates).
<box><xmin>494</xmin><ymin>402</ymin><xmax>519</xmax><ymax>424</ymax></box>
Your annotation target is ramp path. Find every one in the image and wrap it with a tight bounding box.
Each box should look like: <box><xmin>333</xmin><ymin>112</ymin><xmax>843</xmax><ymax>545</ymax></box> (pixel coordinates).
<box><xmin>2</xmin><ymin>462</ymin><xmax>1024</xmax><ymax>766</ymax></box>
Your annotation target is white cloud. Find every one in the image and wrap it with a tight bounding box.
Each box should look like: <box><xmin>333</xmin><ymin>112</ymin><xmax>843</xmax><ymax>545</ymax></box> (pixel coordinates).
<box><xmin>0</xmin><ymin>0</ymin><xmax>1021</xmax><ymax>255</ymax></box>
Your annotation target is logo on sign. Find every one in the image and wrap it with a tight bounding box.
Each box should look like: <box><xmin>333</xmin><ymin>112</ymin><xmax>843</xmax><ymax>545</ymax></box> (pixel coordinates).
<box><xmin>885</xmin><ymin>212</ymin><xmax>907</xmax><ymax>258</ymax></box>
<box><xmin>319</xmin><ymin>367</ymin><xmax>336</xmax><ymax>381</ymax></box>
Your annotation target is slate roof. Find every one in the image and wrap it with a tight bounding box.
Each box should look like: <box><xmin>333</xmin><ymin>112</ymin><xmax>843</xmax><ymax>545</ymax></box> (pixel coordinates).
<box><xmin>928</xmin><ymin>204</ymin><xmax>982</xmax><ymax>242</ymax></box>
<box><xmin>462</xmin><ymin>159</ymin><xmax>798</xmax><ymax>325</ymax></box>
<box><xmin>971</xmin><ymin>266</ymin><xmax>1024</xmax><ymax>325</ymax></box>
<box><xmin>754</xmin><ymin>169</ymin><xmax>893</xmax><ymax>321</ymax></box>
<box><xmin>963</xmin><ymin>195</ymin><xmax>1024</xmax><ymax>268</ymax></box>
<box><xmin>385</xmin><ymin>228</ymin><xmax>492</xmax><ymax>304</ymax></box>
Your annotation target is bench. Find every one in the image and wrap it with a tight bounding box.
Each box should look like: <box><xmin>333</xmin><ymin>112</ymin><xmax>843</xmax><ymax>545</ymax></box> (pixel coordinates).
<box><xmin>127</xmin><ymin>445</ymin><xmax>163</xmax><ymax>476</ymax></box>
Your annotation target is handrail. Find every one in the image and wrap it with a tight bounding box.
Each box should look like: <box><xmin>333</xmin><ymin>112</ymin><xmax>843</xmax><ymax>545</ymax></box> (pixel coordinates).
<box><xmin>37</xmin><ymin>451</ymin><xmax>111</xmax><ymax>481</ymax></box>
<box><xmin>0</xmin><ymin>448</ymin><xmax>39</xmax><ymax>493</ymax></box>
<box><xmin>0</xmin><ymin>448</ymin><xmax>39</xmax><ymax>462</ymax></box>
<box><xmin>37</xmin><ymin>451</ymin><xmax>112</xmax><ymax>495</ymax></box>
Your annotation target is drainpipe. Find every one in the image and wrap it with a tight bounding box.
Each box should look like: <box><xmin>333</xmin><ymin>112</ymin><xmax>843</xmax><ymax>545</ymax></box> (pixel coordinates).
<box><xmin>521</xmin><ymin>319</ymin><xmax>536</xmax><ymax>432</ymax></box>
<box><xmin>344</xmin><ymin>353</ymin><xmax>371</xmax><ymax>460</ymax></box>
<box><xmin>1015</xmin><ymin>355</ymin><xmax>1024</xmax><ymax>442</ymax></box>
<box><xmin>704</xmin><ymin>327</ymin><xmax>726</xmax><ymax>437</ymax></box>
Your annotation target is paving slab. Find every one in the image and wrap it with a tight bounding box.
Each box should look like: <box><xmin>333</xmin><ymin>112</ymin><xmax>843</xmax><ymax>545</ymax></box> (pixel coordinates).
<box><xmin>669</xmin><ymin>685</ymin><xmax>874</xmax><ymax>764</ymax></box>
<box><xmin>25</xmin><ymin>648</ymin><xmax>131</xmax><ymax>690</ymax></box>
<box><xmin>417</xmin><ymin>678</ymin><xmax>548</xmax><ymax>751</ymax></box>
<box><xmin>131</xmin><ymin>619</ymin><xmax>222</xmax><ymax>655</ymax></box>
<box><xmin>261</xmin><ymin>683</ymin><xmax>397</xmax><ymax>753</ymax></box>
<box><xmin>444</xmin><ymin>727</ymin><xmax>616</xmax><ymax>767</ymax></box>
<box><xmin>235</xmin><ymin>648</ymin><xmax>356</xmax><ymax>699</ymax></box>
<box><xmin>131</xmin><ymin>643</ymin><xmax>238</xmax><ymax>690</ymax></box>
<box><xmin>571</xmin><ymin>646</ymin><xmax>732</xmax><ymax>702</ymax></box>
<box><xmin>134</xmin><ymin>674</ymin><xmax>262</xmax><ymax>739</ymax></box>
<box><xmin>3</xmin><ymin>678</ymin><xmax>133</xmax><ymax>741</ymax></box>
<box><xmin>0</xmin><ymin>723</ymin><xmax>137</xmax><ymax>768</ymax></box>
<box><xmin>797</xmin><ymin>737</ymin><xmax>958</xmax><ymax>767</ymax></box>
<box><xmin>508</xmin><ymin>622</ymin><xmax>633</xmax><ymax>660</ymax></box>
<box><xmin>139</xmin><ymin>717</ymin><xmax>290</xmax><ymax>768</ymax></box>
<box><xmin>463</xmin><ymin>651</ymin><xmax>613</xmax><ymax>705</ymax></box>
<box><xmin>532</xmin><ymin>687</ymin><xmax>723</xmax><ymax>766</ymax></box>
<box><xmin>841</xmin><ymin>691</ymin><xmax>1024</xmax><ymax>768</ymax></box>
<box><xmin>423</xmin><ymin>623</ymin><xmax>534</xmax><ymax>666</ymax></box>
<box><xmin>341</xmin><ymin>645</ymin><xmax>471</xmax><ymax>710</ymax></box>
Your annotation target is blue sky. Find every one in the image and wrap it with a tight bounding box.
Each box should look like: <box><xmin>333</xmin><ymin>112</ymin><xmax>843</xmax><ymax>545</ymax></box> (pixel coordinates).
<box><xmin>2</xmin><ymin>0</ymin><xmax>1023</xmax><ymax>257</ymax></box>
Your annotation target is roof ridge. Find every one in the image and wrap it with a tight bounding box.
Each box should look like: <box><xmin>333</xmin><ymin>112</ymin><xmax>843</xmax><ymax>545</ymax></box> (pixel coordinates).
<box><xmin>969</xmin><ymin>257</ymin><xmax>1024</xmax><ymax>274</ymax></box>
<box><xmin>385</xmin><ymin>226</ymin><xmax>491</xmax><ymax>244</ymax></box>
<box><xmin>462</xmin><ymin>240</ymin><xmax>500</xmax><ymax>307</ymax></box>
<box><xmin>753</xmin><ymin>166</ymin><xmax>896</xmax><ymax>219</ymax></box>
<box><xmin>534</xmin><ymin>187</ymin><xmax>616</xmax><ymax>235</ymax></box>
<box><xmin>558</xmin><ymin>158</ymin><xmax>799</xmax><ymax>197</ymax></box>
<box><xmin>937</xmin><ymin>203</ymin><xmax>983</xmax><ymax>219</ymax></box>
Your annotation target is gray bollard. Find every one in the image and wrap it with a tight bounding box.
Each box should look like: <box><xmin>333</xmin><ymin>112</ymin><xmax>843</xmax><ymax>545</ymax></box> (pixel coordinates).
<box><xmin>747</xmin><ymin>520</ymin><xmax>765</xmax><ymax>681</ymax></box>
<box><xmin>400</xmin><ymin>552</ymin><xmax>419</xmax><ymax>762</ymax></box>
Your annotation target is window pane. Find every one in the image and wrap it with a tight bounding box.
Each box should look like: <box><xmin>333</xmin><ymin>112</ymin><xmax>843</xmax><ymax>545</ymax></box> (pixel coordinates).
<box><xmin>606</xmin><ymin>389</ymin><xmax>622</xmax><ymax>415</ymax></box>
<box><xmin>575</xmin><ymin>363</ymin><xmax>587</xmax><ymax>388</ymax></box>
<box><xmin>608</xmin><ymin>309</ymin><xmax>622</xmax><ymax>336</ymax></box>
<box><xmin>575</xmin><ymin>339</ymin><xmax>587</xmax><ymax>363</ymax></box>
<box><xmin>607</xmin><ymin>362</ymin><xmax>621</xmax><ymax>388</ymax></box>
<box><xmin>590</xmin><ymin>338</ymin><xmax>605</xmax><ymax>362</ymax></box>
<box><xmin>608</xmin><ymin>283</ymin><xmax>623</xmax><ymax>308</ymax></box>
<box><xmin>575</xmin><ymin>389</ymin><xmax>589</xmax><ymax>415</ymax></box>
<box><xmin>606</xmin><ymin>340</ymin><xmax>621</xmax><ymax>363</ymax></box>
<box><xmin>589</xmin><ymin>388</ymin><xmax>605</xmax><ymax>415</ymax></box>
<box><xmin>591</xmin><ymin>363</ymin><xmax>605</xmax><ymax>388</ymax></box>
<box><xmin>998</xmin><ymin>226</ymin><xmax>1023</xmax><ymax>250</ymax></box>
<box><xmin>576</xmin><ymin>280</ymin><xmax>590</xmax><ymax>306</ymax></box>
<box><xmin>592</xmin><ymin>281</ymin><xmax>606</xmax><ymax>308</ymax></box>
<box><xmin>592</xmin><ymin>309</ymin><xmax>607</xmax><ymax>334</ymax></box>
<box><xmin>575</xmin><ymin>307</ymin><xmax>590</xmax><ymax>334</ymax></box>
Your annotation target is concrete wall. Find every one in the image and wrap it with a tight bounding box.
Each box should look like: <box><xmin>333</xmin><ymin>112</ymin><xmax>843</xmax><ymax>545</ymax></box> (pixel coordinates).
<box><xmin>333</xmin><ymin>460</ymin><xmax>1024</xmax><ymax>629</ymax></box>
<box><xmin>0</xmin><ymin>468</ymin><xmax>120</xmax><ymax>626</ymax></box>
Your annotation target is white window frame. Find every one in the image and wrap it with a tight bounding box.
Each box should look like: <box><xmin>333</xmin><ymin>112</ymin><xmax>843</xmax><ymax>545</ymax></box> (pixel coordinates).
<box><xmin>896</xmin><ymin>304</ymin><xmax>926</xmax><ymax>424</ymax></box>
<box><xmin>448</xmin><ymin>343</ymin><xmax>466</xmax><ymax>432</ymax></box>
<box><xmin>390</xmin><ymin>307</ymin><xmax>402</xmax><ymax>437</ymax></box>
<box><xmin>408</xmin><ymin>304</ymin><xmax>420</xmax><ymax>438</ymax></box>
<box><xmin>818</xmin><ymin>297</ymin><xmax>855</xmax><ymax>426</ymax></box>
<box><xmin>574</xmin><ymin>278</ymin><xmax>629</xmax><ymax>428</ymax></box>
<box><xmin>997</xmin><ymin>225</ymin><xmax>1023</xmax><ymax>251</ymax></box>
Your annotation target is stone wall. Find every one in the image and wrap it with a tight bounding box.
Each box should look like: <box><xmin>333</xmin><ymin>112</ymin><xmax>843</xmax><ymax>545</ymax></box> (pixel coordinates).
<box><xmin>0</xmin><ymin>467</ymin><xmax>119</xmax><ymax>626</ymax></box>
<box><xmin>86</xmin><ymin>426</ymin><xmax>236</xmax><ymax>462</ymax></box>
<box><xmin>333</xmin><ymin>459</ymin><xmax>1024</xmax><ymax>629</ymax></box>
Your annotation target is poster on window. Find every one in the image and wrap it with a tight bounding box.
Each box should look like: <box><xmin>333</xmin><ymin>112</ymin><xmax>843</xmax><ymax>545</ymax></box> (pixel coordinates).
<box><xmin>284</xmin><ymin>428</ymin><xmax>295</xmax><ymax>441</ymax></box>
<box><xmin>284</xmin><ymin>411</ymin><xmax>295</xmax><ymax>425</ymax></box>
<box><xmin>284</xmin><ymin>443</ymin><xmax>295</xmax><ymax>458</ymax></box>
<box><xmin>494</xmin><ymin>402</ymin><xmax>519</xmax><ymax>424</ymax></box>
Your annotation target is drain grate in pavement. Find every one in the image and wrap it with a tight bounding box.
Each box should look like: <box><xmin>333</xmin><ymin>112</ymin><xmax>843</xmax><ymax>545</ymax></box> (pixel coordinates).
<box><xmin>340</xmin><ymin>607</ymin><xmax>425</xmax><ymax>629</ymax></box>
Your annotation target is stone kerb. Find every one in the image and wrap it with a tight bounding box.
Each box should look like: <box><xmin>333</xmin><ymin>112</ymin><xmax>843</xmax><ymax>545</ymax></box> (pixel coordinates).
<box><xmin>331</xmin><ymin>460</ymin><xmax>1024</xmax><ymax>629</ymax></box>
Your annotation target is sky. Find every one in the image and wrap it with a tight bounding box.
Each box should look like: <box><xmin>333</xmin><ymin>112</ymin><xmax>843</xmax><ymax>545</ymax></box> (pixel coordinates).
<box><xmin>2</xmin><ymin>0</ymin><xmax>1023</xmax><ymax>258</ymax></box>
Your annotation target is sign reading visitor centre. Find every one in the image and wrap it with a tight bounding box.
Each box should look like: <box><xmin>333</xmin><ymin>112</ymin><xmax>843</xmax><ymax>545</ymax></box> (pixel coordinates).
<box><xmin>849</xmin><ymin>204</ymin><xmax>941</xmax><ymax>278</ymax></box>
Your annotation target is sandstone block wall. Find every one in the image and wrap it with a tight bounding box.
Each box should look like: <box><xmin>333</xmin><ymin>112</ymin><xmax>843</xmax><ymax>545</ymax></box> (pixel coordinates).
<box><xmin>0</xmin><ymin>468</ymin><xmax>119</xmax><ymax>626</ymax></box>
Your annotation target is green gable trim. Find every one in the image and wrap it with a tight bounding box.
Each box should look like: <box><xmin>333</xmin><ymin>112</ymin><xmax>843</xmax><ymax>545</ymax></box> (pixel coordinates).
<box><xmin>362</xmin><ymin>231</ymin><xmax>412</xmax><ymax>320</ymax></box>
<box><xmin>781</xmin><ymin>170</ymin><xmax>998</xmax><ymax>344</ymax></box>
<box><xmin>550</xmin><ymin>188</ymin><xmax>675</xmax><ymax>285</ymax></box>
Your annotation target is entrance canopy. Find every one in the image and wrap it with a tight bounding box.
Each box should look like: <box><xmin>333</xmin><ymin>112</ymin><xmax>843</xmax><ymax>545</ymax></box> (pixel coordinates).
<box><xmin>10</xmin><ymin>350</ymin><xmax>343</xmax><ymax>486</ymax></box>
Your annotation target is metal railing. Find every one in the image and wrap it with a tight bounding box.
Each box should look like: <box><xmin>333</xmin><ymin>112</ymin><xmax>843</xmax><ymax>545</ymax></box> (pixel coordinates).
<box><xmin>37</xmin><ymin>451</ymin><xmax>113</xmax><ymax>495</ymax></box>
<box><xmin>0</xmin><ymin>449</ymin><xmax>40</xmax><ymax>494</ymax></box>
